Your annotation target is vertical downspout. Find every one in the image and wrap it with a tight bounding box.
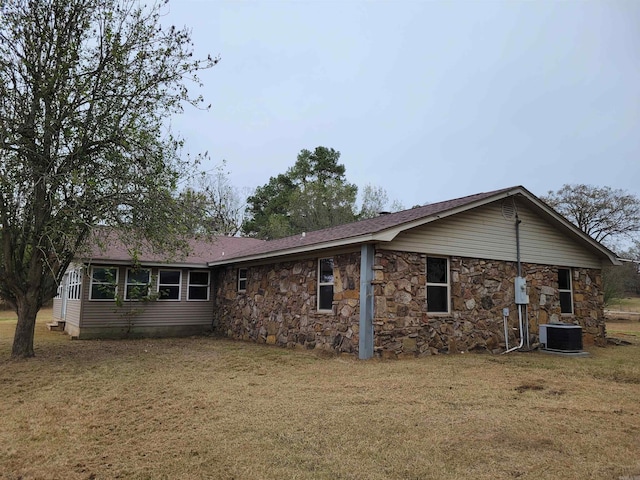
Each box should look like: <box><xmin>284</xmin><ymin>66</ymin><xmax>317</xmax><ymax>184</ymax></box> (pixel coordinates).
<box><xmin>359</xmin><ymin>244</ymin><xmax>375</xmax><ymax>359</ymax></box>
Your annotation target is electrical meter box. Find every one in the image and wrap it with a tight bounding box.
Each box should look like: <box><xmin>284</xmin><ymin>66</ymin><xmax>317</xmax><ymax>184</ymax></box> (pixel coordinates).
<box><xmin>514</xmin><ymin>276</ymin><xmax>529</xmax><ymax>304</ymax></box>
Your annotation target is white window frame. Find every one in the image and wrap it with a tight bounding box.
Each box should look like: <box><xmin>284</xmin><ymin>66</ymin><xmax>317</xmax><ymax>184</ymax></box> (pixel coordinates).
<box><xmin>89</xmin><ymin>266</ymin><xmax>119</xmax><ymax>301</ymax></box>
<box><xmin>67</xmin><ymin>268</ymin><xmax>82</xmax><ymax>300</ymax></box>
<box><xmin>238</xmin><ymin>268</ymin><xmax>248</xmax><ymax>292</ymax></box>
<box><xmin>558</xmin><ymin>268</ymin><xmax>574</xmax><ymax>315</ymax></box>
<box><xmin>188</xmin><ymin>270</ymin><xmax>210</xmax><ymax>301</ymax></box>
<box><xmin>317</xmin><ymin>257</ymin><xmax>334</xmax><ymax>312</ymax></box>
<box><xmin>125</xmin><ymin>268</ymin><xmax>151</xmax><ymax>301</ymax></box>
<box><xmin>157</xmin><ymin>269</ymin><xmax>182</xmax><ymax>301</ymax></box>
<box><xmin>426</xmin><ymin>256</ymin><xmax>450</xmax><ymax>314</ymax></box>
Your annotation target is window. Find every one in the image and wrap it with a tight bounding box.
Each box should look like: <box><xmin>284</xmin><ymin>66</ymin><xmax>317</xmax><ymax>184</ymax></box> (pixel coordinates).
<box><xmin>426</xmin><ymin>256</ymin><xmax>449</xmax><ymax>313</ymax></box>
<box><xmin>318</xmin><ymin>258</ymin><xmax>334</xmax><ymax>311</ymax></box>
<box><xmin>238</xmin><ymin>268</ymin><xmax>248</xmax><ymax>292</ymax></box>
<box><xmin>188</xmin><ymin>271</ymin><xmax>210</xmax><ymax>301</ymax></box>
<box><xmin>558</xmin><ymin>268</ymin><xmax>573</xmax><ymax>314</ymax></box>
<box><xmin>158</xmin><ymin>270</ymin><xmax>181</xmax><ymax>301</ymax></box>
<box><xmin>67</xmin><ymin>268</ymin><xmax>82</xmax><ymax>300</ymax></box>
<box><xmin>90</xmin><ymin>267</ymin><xmax>118</xmax><ymax>300</ymax></box>
<box><xmin>125</xmin><ymin>268</ymin><xmax>151</xmax><ymax>300</ymax></box>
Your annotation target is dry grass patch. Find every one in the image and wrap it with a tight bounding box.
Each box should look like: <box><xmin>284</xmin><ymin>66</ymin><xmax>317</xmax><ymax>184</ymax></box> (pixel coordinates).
<box><xmin>1</xmin><ymin>313</ymin><xmax>639</xmax><ymax>480</ymax></box>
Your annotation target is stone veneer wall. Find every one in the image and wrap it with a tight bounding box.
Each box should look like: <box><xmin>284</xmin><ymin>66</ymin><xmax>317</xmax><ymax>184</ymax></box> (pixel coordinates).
<box><xmin>213</xmin><ymin>252</ymin><xmax>361</xmax><ymax>354</ymax></box>
<box><xmin>213</xmin><ymin>249</ymin><xmax>604</xmax><ymax>358</ymax></box>
<box><xmin>373</xmin><ymin>251</ymin><xmax>605</xmax><ymax>358</ymax></box>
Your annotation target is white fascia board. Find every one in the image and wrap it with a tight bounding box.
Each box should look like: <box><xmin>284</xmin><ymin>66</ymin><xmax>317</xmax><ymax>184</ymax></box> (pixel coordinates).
<box><xmin>81</xmin><ymin>259</ymin><xmax>209</xmax><ymax>269</ymax></box>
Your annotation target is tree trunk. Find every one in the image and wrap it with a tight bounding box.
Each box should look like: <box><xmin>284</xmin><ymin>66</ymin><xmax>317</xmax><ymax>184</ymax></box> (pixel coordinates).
<box><xmin>11</xmin><ymin>297</ymin><xmax>39</xmax><ymax>358</ymax></box>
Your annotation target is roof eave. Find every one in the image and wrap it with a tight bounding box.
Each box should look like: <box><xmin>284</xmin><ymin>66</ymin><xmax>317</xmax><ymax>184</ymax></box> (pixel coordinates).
<box><xmin>80</xmin><ymin>258</ymin><xmax>210</xmax><ymax>269</ymax></box>
<box><xmin>208</xmin><ymin>234</ymin><xmax>377</xmax><ymax>266</ymax></box>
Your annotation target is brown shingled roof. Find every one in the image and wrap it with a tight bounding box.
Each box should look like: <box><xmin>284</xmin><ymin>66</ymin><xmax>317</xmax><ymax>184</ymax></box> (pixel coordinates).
<box><xmin>79</xmin><ymin>185</ymin><xmax>620</xmax><ymax>267</ymax></box>
<box><xmin>82</xmin><ymin>231</ymin><xmax>264</xmax><ymax>267</ymax></box>
<box><xmin>210</xmin><ymin>186</ymin><xmax>520</xmax><ymax>264</ymax></box>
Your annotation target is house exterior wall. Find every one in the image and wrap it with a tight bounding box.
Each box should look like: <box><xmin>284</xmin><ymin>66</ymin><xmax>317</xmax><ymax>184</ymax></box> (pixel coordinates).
<box><xmin>373</xmin><ymin>251</ymin><xmax>604</xmax><ymax>358</ymax></box>
<box><xmin>62</xmin><ymin>300</ymin><xmax>82</xmax><ymax>335</ymax></box>
<box><xmin>213</xmin><ymin>252</ymin><xmax>361</xmax><ymax>353</ymax></box>
<box><xmin>71</xmin><ymin>264</ymin><xmax>214</xmax><ymax>339</ymax></box>
<box><xmin>52</xmin><ymin>297</ymin><xmax>62</xmax><ymax>320</ymax></box>
<box><xmin>383</xmin><ymin>200</ymin><xmax>603</xmax><ymax>269</ymax></box>
<box><xmin>213</xmin><ymin>249</ymin><xmax>604</xmax><ymax>358</ymax></box>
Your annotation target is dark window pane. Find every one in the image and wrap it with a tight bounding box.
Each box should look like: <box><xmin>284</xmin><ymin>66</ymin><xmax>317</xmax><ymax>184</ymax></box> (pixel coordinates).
<box><xmin>319</xmin><ymin>285</ymin><xmax>333</xmax><ymax>310</ymax></box>
<box><xmin>427</xmin><ymin>285</ymin><xmax>448</xmax><ymax>312</ymax></box>
<box><xmin>320</xmin><ymin>258</ymin><xmax>334</xmax><ymax>283</ymax></box>
<box><xmin>558</xmin><ymin>269</ymin><xmax>571</xmax><ymax>290</ymax></box>
<box><xmin>560</xmin><ymin>291</ymin><xmax>573</xmax><ymax>314</ymax></box>
<box><xmin>92</xmin><ymin>268</ymin><xmax>116</xmax><ymax>283</ymax></box>
<box><xmin>238</xmin><ymin>268</ymin><xmax>247</xmax><ymax>291</ymax></box>
<box><xmin>159</xmin><ymin>285</ymin><xmax>180</xmax><ymax>300</ymax></box>
<box><xmin>91</xmin><ymin>284</ymin><xmax>116</xmax><ymax>300</ymax></box>
<box><xmin>189</xmin><ymin>286</ymin><xmax>208</xmax><ymax>300</ymax></box>
<box><xmin>190</xmin><ymin>271</ymin><xmax>209</xmax><ymax>286</ymax></box>
<box><xmin>126</xmin><ymin>284</ymin><xmax>149</xmax><ymax>299</ymax></box>
<box><xmin>128</xmin><ymin>269</ymin><xmax>150</xmax><ymax>284</ymax></box>
<box><xmin>159</xmin><ymin>270</ymin><xmax>180</xmax><ymax>285</ymax></box>
<box><xmin>427</xmin><ymin>257</ymin><xmax>447</xmax><ymax>283</ymax></box>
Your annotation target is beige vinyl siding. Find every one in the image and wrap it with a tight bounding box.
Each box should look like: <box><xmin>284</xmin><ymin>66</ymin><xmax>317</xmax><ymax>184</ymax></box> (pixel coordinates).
<box><xmin>52</xmin><ymin>298</ymin><xmax>62</xmax><ymax>320</ymax></box>
<box><xmin>64</xmin><ymin>299</ymin><xmax>82</xmax><ymax>328</ymax></box>
<box><xmin>381</xmin><ymin>200</ymin><xmax>603</xmax><ymax>269</ymax></box>
<box><xmin>79</xmin><ymin>266</ymin><xmax>213</xmax><ymax>328</ymax></box>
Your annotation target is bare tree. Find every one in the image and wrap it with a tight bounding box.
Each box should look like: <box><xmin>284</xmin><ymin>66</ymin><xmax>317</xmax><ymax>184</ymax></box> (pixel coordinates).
<box><xmin>182</xmin><ymin>161</ymin><xmax>246</xmax><ymax>236</ymax></box>
<box><xmin>0</xmin><ymin>0</ymin><xmax>217</xmax><ymax>357</ymax></box>
<box><xmin>542</xmin><ymin>184</ymin><xmax>640</xmax><ymax>247</ymax></box>
<box><xmin>358</xmin><ymin>183</ymin><xmax>405</xmax><ymax>219</ymax></box>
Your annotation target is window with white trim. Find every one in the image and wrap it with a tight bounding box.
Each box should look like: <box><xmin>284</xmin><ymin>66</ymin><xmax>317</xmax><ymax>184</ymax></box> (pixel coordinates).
<box><xmin>318</xmin><ymin>258</ymin><xmax>334</xmax><ymax>311</ymax></box>
<box><xmin>158</xmin><ymin>270</ymin><xmax>181</xmax><ymax>301</ymax></box>
<box><xmin>125</xmin><ymin>268</ymin><xmax>151</xmax><ymax>300</ymax></box>
<box><xmin>90</xmin><ymin>267</ymin><xmax>118</xmax><ymax>300</ymax></box>
<box><xmin>558</xmin><ymin>268</ymin><xmax>573</xmax><ymax>314</ymax></box>
<box><xmin>426</xmin><ymin>256</ymin><xmax>449</xmax><ymax>313</ymax></box>
<box><xmin>67</xmin><ymin>268</ymin><xmax>82</xmax><ymax>300</ymax></box>
<box><xmin>188</xmin><ymin>271</ymin><xmax>210</xmax><ymax>301</ymax></box>
<box><xmin>238</xmin><ymin>268</ymin><xmax>247</xmax><ymax>292</ymax></box>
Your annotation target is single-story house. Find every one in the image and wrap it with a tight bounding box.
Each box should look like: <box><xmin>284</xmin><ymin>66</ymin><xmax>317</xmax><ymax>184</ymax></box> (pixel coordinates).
<box><xmin>52</xmin><ymin>186</ymin><xmax>620</xmax><ymax>358</ymax></box>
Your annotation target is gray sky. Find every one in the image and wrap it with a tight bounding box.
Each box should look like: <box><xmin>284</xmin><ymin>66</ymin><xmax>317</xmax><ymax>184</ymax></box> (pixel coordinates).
<box><xmin>165</xmin><ymin>0</ymin><xmax>640</xmax><ymax>208</ymax></box>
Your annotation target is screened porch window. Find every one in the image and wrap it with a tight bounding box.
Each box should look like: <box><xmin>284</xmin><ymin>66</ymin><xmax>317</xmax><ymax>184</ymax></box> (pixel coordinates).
<box><xmin>426</xmin><ymin>256</ymin><xmax>449</xmax><ymax>313</ymax></box>
<box><xmin>158</xmin><ymin>270</ymin><xmax>181</xmax><ymax>301</ymax></box>
<box><xmin>188</xmin><ymin>271</ymin><xmax>210</xmax><ymax>301</ymax></box>
<box><xmin>90</xmin><ymin>267</ymin><xmax>118</xmax><ymax>300</ymax></box>
<box><xmin>125</xmin><ymin>268</ymin><xmax>151</xmax><ymax>300</ymax></box>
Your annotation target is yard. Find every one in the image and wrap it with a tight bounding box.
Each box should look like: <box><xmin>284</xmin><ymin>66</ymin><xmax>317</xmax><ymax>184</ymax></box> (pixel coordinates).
<box><xmin>0</xmin><ymin>309</ymin><xmax>639</xmax><ymax>480</ymax></box>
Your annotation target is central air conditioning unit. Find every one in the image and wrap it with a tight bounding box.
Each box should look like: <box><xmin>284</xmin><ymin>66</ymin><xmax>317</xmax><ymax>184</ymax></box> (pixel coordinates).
<box><xmin>539</xmin><ymin>323</ymin><xmax>583</xmax><ymax>352</ymax></box>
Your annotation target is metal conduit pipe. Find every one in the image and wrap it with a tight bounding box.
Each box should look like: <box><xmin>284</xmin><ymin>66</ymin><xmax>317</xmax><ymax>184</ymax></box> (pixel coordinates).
<box><xmin>503</xmin><ymin>211</ymin><xmax>528</xmax><ymax>354</ymax></box>
<box><xmin>503</xmin><ymin>305</ymin><xmax>525</xmax><ymax>354</ymax></box>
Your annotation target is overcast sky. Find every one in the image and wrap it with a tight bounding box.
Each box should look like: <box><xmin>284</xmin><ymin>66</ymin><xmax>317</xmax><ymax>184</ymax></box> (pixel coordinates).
<box><xmin>164</xmin><ymin>0</ymin><xmax>640</xmax><ymax>209</ymax></box>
